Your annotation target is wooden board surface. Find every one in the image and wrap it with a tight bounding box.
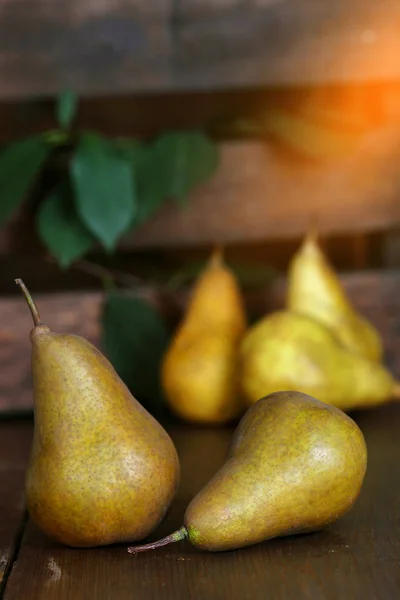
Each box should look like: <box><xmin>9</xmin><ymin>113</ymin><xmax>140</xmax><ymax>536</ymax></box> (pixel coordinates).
<box><xmin>3</xmin><ymin>268</ymin><xmax>400</xmax><ymax>414</ymax></box>
<box><xmin>1</xmin><ymin>0</ymin><xmax>400</xmax><ymax>100</ymax></box>
<box><xmin>127</xmin><ymin>129</ymin><xmax>400</xmax><ymax>249</ymax></box>
<box><xmin>2</xmin><ymin>407</ymin><xmax>400</xmax><ymax>599</ymax></box>
<box><xmin>0</xmin><ymin>421</ymin><xmax>32</xmax><ymax>594</ymax></box>
<box><xmin>3</xmin><ymin>127</ymin><xmax>400</xmax><ymax>255</ymax></box>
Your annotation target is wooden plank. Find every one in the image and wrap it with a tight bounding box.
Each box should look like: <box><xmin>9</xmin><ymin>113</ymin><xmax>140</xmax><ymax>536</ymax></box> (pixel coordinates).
<box><xmin>0</xmin><ymin>421</ymin><xmax>32</xmax><ymax>593</ymax></box>
<box><xmin>174</xmin><ymin>1</ymin><xmax>400</xmax><ymax>88</ymax></box>
<box><xmin>1</xmin><ymin>1</ymin><xmax>400</xmax><ymax>100</ymax></box>
<box><xmin>128</xmin><ymin>126</ymin><xmax>400</xmax><ymax>248</ymax></box>
<box><xmin>4</xmin><ymin>407</ymin><xmax>400</xmax><ymax>599</ymax></box>
<box><xmin>0</xmin><ymin>0</ymin><xmax>172</xmax><ymax>101</ymax></box>
<box><xmin>2</xmin><ymin>268</ymin><xmax>400</xmax><ymax>414</ymax></box>
<box><xmin>2</xmin><ymin>124</ymin><xmax>400</xmax><ymax>255</ymax></box>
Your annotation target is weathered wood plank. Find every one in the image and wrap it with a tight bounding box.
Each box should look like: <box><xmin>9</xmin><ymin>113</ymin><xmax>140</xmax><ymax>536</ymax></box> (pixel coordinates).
<box><xmin>1</xmin><ymin>0</ymin><xmax>400</xmax><ymax>100</ymax></box>
<box><xmin>2</xmin><ymin>124</ymin><xmax>400</xmax><ymax>255</ymax></box>
<box><xmin>2</xmin><ymin>268</ymin><xmax>400</xmax><ymax>414</ymax></box>
<box><xmin>127</xmin><ymin>128</ymin><xmax>400</xmax><ymax>248</ymax></box>
<box><xmin>0</xmin><ymin>0</ymin><xmax>172</xmax><ymax>100</ymax></box>
<box><xmin>174</xmin><ymin>1</ymin><xmax>400</xmax><ymax>88</ymax></box>
<box><xmin>0</xmin><ymin>421</ymin><xmax>32</xmax><ymax>593</ymax></box>
<box><xmin>4</xmin><ymin>408</ymin><xmax>400</xmax><ymax>599</ymax></box>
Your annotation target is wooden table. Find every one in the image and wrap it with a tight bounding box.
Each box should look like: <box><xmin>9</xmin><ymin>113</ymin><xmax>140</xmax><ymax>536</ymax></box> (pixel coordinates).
<box><xmin>1</xmin><ymin>404</ymin><xmax>400</xmax><ymax>600</ymax></box>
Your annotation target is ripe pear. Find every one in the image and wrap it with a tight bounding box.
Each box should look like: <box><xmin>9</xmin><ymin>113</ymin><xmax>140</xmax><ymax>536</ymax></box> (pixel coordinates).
<box><xmin>16</xmin><ymin>279</ymin><xmax>180</xmax><ymax>548</ymax></box>
<box><xmin>287</xmin><ymin>229</ymin><xmax>382</xmax><ymax>362</ymax></box>
<box><xmin>128</xmin><ymin>391</ymin><xmax>367</xmax><ymax>553</ymax></box>
<box><xmin>161</xmin><ymin>248</ymin><xmax>247</xmax><ymax>425</ymax></box>
<box><xmin>240</xmin><ymin>310</ymin><xmax>399</xmax><ymax>412</ymax></box>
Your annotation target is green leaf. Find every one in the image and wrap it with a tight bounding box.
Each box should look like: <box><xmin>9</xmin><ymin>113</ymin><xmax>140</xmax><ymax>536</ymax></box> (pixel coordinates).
<box><xmin>152</xmin><ymin>131</ymin><xmax>219</xmax><ymax>205</ymax></box>
<box><xmin>132</xmin><ymin>144</ymin><xmax>169</xmax><ymax>227</ymax></box>
<box><xmin>57</xmin><ymin>89</ymin><xmax>78</xmax><ymax>129</ymax></box>
<box><xmin>72</xmin><ymin>133</ymin><xmax>136</xmax><ymax>250</ymax></box>
<box><xmin>36</xmin><ymin>181</ymin><xmax>95</xmax><ymax>268</ymax></box>
<box><xmin>101</xmin><ymin>293</ymin><xmax>170</xmax><ymax>417</ymax></box>
<box><xmin>113</xmin><ymin>138</ymin><xmax>141</xmax><ymax>162</ymax></box>
<box><xmin>0</xmin><ymin>135</ymin><xmax>51</xmax><ymax>225</ymax></box>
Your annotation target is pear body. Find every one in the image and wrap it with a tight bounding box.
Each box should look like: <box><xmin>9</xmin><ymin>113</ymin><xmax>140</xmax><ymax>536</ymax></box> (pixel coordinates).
<box><xmin>26</xmin><ymin>326</ymin><xmax>180</xmax><ymax>548</ymax></box>
<box><xmin>162</xmin><ymin>251</ymin><xmax>247</xmax><ymax>424</ymax></box>
<box><xmin>287</xmin><ymin>234</ymin><xmax>382</xmax><ymax>362</ymax></box>
<box><xmin>183</xmin><ymin>391</ymin><xmax>367</xmax><ymax>551</ymax></box>
<box><xmin>240</xmin><ymin>311</ymin><xmax>395</xmax><ymax>412</ymax></box>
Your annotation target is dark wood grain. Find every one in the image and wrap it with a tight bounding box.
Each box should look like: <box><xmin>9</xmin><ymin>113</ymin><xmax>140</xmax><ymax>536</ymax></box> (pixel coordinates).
<box><xmin>1</xmin><ymin>0</ymin><xmax>400</xmax><ymax>99</ymax></box>
<box><xmin>0</xmin><ymin>0</ymin><xmax>172</xmax><ymax>100</ymax></box>
<box><xmin>3</xmin><ymin>268</ymin><xmax>400</xmax><ymax>414</ymax></box>
<box><xmin>3</xmin><ymin>406</ymin><xmax>400</xmax><ymax>599</ymax></box>
<box><xmin>1</xmin><ymin>81</ymin><xmax>395</xmax><ymax>144</ymax></box>
<box><xmin>0</xmin><ymin>421</ymin><xmax>32</xmax><ymax>592</ymax></box>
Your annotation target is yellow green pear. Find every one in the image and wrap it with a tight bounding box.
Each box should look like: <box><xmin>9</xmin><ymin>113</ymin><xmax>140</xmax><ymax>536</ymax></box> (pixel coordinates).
<box><xmin>16</xmin><ymin>278</ymin><xmax>180</xmax><ymax>548</ymax></box>
<box><xmin>161</xmin><ymin>248</ymin><xmax>247</xmax><ymax>425</ymax></box>
<box><xmin>287</xmin><ymin>229</ymin><xmax>383</xmax><ymax>361</ymax></box>
<box><xmin>240</xmin><ymin>310</ymin><xmax>399</xmax><ymax>412</ymax></box>
<box><xmin>128</xmin><ymin>391</ymin><xmax>367</xmax><ymax>553</ymax></box>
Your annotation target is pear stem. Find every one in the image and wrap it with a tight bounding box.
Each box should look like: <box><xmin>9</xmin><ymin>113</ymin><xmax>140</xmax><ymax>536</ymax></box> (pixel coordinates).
<box><xmin>306</xmin><ymin>213</ymin><xmax>320</xmax><ymax>245</ymax></box>
<box><xmin>15</xmin><ymin>279</ymin><xmax>42</xmax><ymax>327</ymax></box>
<box><xmin>210</xmin><ymin>245</ymin><xmax>224</xmax><ymax>268</ymax></box>
<box><xmin>127</xmin><ymin>526</ymin><xmax>187</xmax><ymax>554</ymax></box>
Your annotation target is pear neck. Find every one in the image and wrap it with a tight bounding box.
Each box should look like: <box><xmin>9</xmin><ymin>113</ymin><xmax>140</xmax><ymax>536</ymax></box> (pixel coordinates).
<box><xmin>209</xmin><ymin>246</ymin><xmax>224</xmax><ymax>268</ymax></box>
<box><xmin>15</xmin><ymin>278</ymin><xmax>43</xmax><ymax>327</ymax></box>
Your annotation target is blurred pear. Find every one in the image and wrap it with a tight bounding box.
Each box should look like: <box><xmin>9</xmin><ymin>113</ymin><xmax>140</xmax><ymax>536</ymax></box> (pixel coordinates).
<box><xmin>162</xmin><ymin>248</ymin><xmax>247</xmax><ymax>425</ymax></box>
<box><xmin>240</xmin><ymin>310</ymin><xmax>399</xmax><ymax>413</ymax></box>
<box><xmin>287</xmin><ymin>229</ymin><xmax>383</xmax><ymax>362</ymax></box>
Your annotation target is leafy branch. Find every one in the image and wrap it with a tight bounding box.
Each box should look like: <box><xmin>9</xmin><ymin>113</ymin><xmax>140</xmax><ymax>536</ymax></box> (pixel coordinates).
<box><xmin>0</xmin><ymin>90</ymin><xmax>220</xmax><ymax>268</ymax></box>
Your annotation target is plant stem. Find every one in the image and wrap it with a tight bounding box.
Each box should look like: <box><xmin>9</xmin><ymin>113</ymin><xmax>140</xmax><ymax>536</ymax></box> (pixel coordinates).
<box><xmin>127</xmin><ymin>527</ymin><xmax>187</xmax><ymax>554</ymax></box>
<box><xmin>73</xmin><ymin>260</ymin><xmax>144</xmax><ymax>289</ymax></box>
<box><xmin>15</xmin><ymin>279</ymin><xmax>42</xmax><ymax>326</ymax></box>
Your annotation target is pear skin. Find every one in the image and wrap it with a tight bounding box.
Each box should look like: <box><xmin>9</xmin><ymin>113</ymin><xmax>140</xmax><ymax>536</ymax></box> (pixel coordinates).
<box><xmin>162</xmin><ymin>248</ymin><xmax>247</xmax><ymax>425</ymax></box>
<box><xmin>287</xmin><ymin>230</ymin><xmax>382</xmax><ymax>362</ymax></box>
<box><xmin>128</xmin><ymin>391</ymin><xmax>367</xmax><ymax>553</ymax></box>
<box><xmin>16</xmin><ymin>279</ymin><xmax>180</xmax><ymax>548</ymax></box>
<box><xmin>240</xmin><ymin>310</ymin><xmax>398</xmax><ymax>412</ymax></box>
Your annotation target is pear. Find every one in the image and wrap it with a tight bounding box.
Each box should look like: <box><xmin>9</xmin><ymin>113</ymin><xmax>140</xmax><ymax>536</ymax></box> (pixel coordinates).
<box><xmin>287</xmin><ymin>229</ymin><xmax>382</xmax><ymax>362</ymax></box>
<box><xmin>128</xmin><ymin>391</ymin><xmax>367</xmax><ymax>553</ymax></box>
<box><xmin>16</xmin><ymin>278</ymin><xmax>180</xmax><ymax>548</ymax></box>
<box><xmin>240</xmin><ymin>310</ymin><xmax>399</xmax><ymax>412</ymax></box>
<box><xmin>161</xmin><ymin>248</ymin><xmax>247</xmax><ymax>425</ymax></box>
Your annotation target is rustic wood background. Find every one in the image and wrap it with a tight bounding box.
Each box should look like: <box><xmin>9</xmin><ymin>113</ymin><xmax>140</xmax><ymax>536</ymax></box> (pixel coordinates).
<box><xmin>2</xmin><ymin>126</ymin><xmax>400</xmax><ymax>255</ymax></box>
<box><xmin>1</xmin><ymin>0</ymin><xmax>400</xmax><ymax>413</ymax></box>
<box><xmin>1</xmin><ymin>0</ymin><xmax>400</xmax><ymax>100</ymax></box>
<box><xmin>1</xmin><ymin>80</ymin><xmax>400</xmax><ymax>256</ymax></box>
